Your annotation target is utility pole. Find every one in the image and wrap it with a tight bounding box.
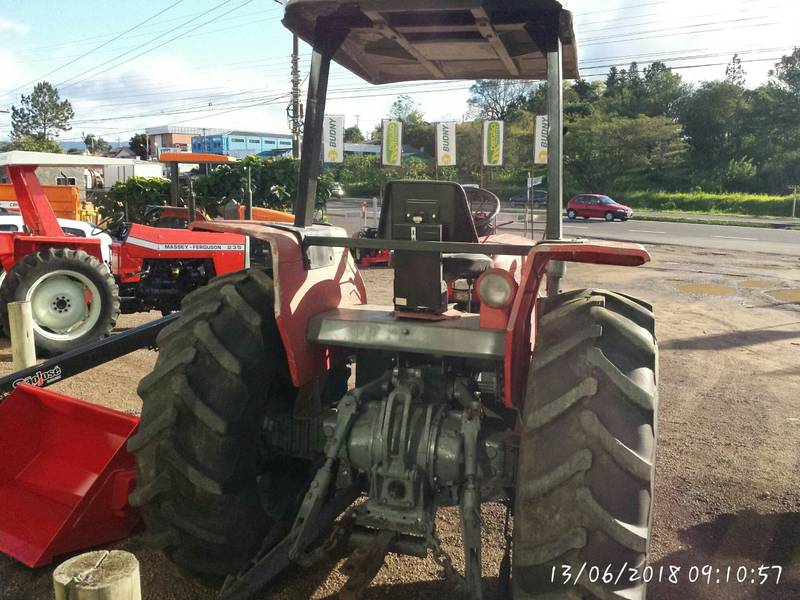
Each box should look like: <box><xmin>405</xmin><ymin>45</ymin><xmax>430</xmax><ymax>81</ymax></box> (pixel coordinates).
<box><xmin>290</xmin><ymin>34</ymin><xmax>302</xmax><ymax>159</ymax></box>
<box><xmin>274</xmin><ymin>0</ymin><xmax>301</xmax><ymax>159</ymax></box>
<box><xmin>246</xmin><ymin>165</ymin><xmax>253</xmax><ymax>220</ymax></box>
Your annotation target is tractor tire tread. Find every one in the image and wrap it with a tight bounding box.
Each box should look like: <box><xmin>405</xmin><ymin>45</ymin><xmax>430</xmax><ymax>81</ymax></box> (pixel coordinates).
<box><xmin>513</xmin><ymin>289</ymin><xmax>657</xmax><ymax>600</ymax></box>
<box><xmin>130</xmin><ymin>268</ymin><xmax>286</xmax><ymax>578</ymax></box>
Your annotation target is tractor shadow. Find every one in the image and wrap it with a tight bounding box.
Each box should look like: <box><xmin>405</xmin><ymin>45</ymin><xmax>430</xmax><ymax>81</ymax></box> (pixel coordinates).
<box><xmin>661</xmin><ymin>327</ymin><xmax>800</xmax><ymax>351</ymax></box>
<box><xmin>316</xmin><ymin>577</ymin><xmax>507</xmax><ymax>600</ymax></box>
<box><xmin>649</xmin><ymin>510</ymin><xmax>800</xmax><ymax>600</ymax></box>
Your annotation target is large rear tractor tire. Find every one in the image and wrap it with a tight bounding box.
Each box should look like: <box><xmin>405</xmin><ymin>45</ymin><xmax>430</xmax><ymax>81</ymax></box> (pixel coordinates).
<box><xmin>128</xmin><ymin>268</ymin><xmax>313</xmax><ymax>580</ymax></box>
<box><xmin>513</xmin><ymin>289</ymin><xmax>657</xmax><ymax>599</ymax></box>
<box><xmin>0</xmin><ymin>248</ymin><xmax>119</xmax><ymax>355</ymax></box>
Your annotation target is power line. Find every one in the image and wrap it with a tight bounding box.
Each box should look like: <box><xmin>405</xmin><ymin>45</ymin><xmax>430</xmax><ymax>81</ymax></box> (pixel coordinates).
<box><xmin>582</xmin><ymin>17</ymin><xmax>798</xmax><ymax>47</ymax></box>
<box><xmin>54</xmin><ymin>0</ymin><xmax>250</xmax><ymax>92</ymax></box>
<box><xmin>4</xmin><ymin>6</ymin><xmax>282</xmax><ymax>58</ymax></box>
<box><xmin>580</xmin><ymin>0</ymin><xmax>776</xmax><ymax>37</ymax></box>
<box><xmin>0</xmin><ymin>1</ymin><xmax>185</xmax><ymax>103</ymax></box>
<box><xmin>9</xmin><ymin>12</ymin><xmax>282</xmax><ymax>72</ymax></box>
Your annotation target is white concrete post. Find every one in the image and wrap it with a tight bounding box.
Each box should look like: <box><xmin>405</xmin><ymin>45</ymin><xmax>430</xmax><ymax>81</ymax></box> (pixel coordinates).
<box><xmin>53</xmin><ymin>550</ymin><xmax>141</xmax><ymax>600</ymax></box>
<box><xmin>8</xmin><ymin>300</ymin><xmax>36</xmax><ymax>370</ymax></box>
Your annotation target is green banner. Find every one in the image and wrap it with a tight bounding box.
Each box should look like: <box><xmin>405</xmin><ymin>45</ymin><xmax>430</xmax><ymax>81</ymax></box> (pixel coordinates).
<box><xmin>482</xmin><ymin>120</ymin><xmax>504</xmax><ymax>167</ymax></box>
<box><xmin>382</xmin><ymin>119</ymin><xmax>402</xmax><ymax>166</ymax></box>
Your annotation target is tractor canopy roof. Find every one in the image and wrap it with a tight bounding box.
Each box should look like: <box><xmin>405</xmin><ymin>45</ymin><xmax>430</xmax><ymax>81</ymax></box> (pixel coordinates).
<box><xmin>282</xmin><ymin>0</ymin><xmax>578</xmax><ymax>84</ymax></box>
<box><xmin>158</xmin><ymin>152</ymin><xmax>237</xmax><ymax>164</ymax></box>
<box><xmin>0</xmin><ymin>151</ymin><xmax>138</xmax><ymax>167</ymax></box>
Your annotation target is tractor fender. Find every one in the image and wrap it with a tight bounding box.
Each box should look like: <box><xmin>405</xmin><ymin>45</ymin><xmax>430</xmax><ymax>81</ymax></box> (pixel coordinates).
<box><xmin>504</xmin><ymin>239</ymin><xmax>650</xmax><ymax>408</ymax></box>
<box><xmin>192</xmin><ymin>221</ymin><xmax>368</xmax><ymax>388</ymax></box>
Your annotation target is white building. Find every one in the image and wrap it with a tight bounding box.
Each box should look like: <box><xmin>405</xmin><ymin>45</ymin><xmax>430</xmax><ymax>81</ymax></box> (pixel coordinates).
<box><xmin>102</xmin><ymin>161</ymin><xmax>166</xmax><ymax>188</ymax></box>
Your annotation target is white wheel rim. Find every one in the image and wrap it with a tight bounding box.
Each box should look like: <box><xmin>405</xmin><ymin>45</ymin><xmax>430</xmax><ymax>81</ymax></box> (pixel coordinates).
<box><xmin>26</xmin><ymin>270</ymin><xmax>103</xmax><ymax>341</ymax></box>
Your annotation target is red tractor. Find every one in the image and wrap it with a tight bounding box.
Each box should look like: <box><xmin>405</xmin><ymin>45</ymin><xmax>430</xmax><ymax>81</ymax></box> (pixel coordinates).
<box><xmin>128</xmin><ymin>2</ymin><xmax>659</xmax><ymax>600</ymax></box>
<box><xmin>0</xmin><ymin>151</ymin><xmax>256</xmax><ymax>354</ymax></box>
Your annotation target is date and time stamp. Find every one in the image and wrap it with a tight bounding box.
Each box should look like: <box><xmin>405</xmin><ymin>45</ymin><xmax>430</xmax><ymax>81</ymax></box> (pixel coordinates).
<box><xmin>552</xmin><ymin>563</ymin><xmax>784</xmax><ymax>586</ymax></box>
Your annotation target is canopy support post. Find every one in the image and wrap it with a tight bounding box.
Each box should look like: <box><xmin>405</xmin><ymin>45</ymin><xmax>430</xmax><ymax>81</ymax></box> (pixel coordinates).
<box><xmin>545</xmin><ymin>34</ymin><xmax>565</xmax><ymax>296</ymax></box>
<box><xmin>295</xmin><ymin>26</ymin><xmax>348</xmax><ymax>228</ymax></box>
<box><xmin>169</xmin><ymin>162</ymin><xmax>179</xmax><ymax>207</ymax></box>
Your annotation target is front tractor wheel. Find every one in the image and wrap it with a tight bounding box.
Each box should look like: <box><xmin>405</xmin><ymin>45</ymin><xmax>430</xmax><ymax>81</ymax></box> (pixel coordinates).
<box><xmin>128</xmin><ymin>268</ymin><xmax>314</xmax><ymax>580</ymax></box>
<box><xmin>0</xmin><ymin>248</ymin><xmax>119</xmax><ymax>355</ymax></box>
<box><xmin>514</xmin><ymin>289</ymin><xmax>657</xmax><ymax>599</ymax></box>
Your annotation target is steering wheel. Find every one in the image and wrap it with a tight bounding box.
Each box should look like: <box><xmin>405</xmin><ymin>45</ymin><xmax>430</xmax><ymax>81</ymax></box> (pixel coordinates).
<box><xmin>465</xmin><ymin>187</ymin><xmax>501</xmax><ymax>236</ymax></box>
<box><xmin>92</xmin><ymin>211</ymin><xmax>127</xmax><ymax>236</ymax></box>
<box><xmin>143</xmin><ymin>205</ymin><xmax>167</xmax><ymax>227</ymax></box>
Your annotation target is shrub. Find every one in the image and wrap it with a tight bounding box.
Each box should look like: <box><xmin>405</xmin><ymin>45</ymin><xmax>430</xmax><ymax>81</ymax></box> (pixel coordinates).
<box><xmin>102</xmin><ymin>176</ymin><xmax>170</xmax><ymax>222</ymax></box>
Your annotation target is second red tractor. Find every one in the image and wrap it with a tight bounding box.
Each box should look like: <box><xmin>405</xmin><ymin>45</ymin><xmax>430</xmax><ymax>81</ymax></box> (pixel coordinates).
<box><xmin>0</xmin><ymin>151</ymin><xmax>266</xmax><ymax>354</ymax></box>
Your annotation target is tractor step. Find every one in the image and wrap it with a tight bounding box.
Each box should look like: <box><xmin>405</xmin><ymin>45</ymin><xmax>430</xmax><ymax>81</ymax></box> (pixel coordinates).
<box><xmin>0</xmin><ymin>384</ymin><xmax>140</xmax><ymax>567</ymax></box>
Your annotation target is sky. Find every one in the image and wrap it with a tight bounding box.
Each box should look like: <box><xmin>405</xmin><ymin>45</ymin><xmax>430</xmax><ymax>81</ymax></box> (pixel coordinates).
<box><xmin>0</xmin><ymin>0</ymin><xmax>798</xmax><ymax>144</ymax></box>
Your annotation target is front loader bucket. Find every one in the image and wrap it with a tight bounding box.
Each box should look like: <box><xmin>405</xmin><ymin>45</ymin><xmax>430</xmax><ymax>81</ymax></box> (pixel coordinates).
<box><xmin>0</xmin><ymin>384</ymin><xmax>140</xmax><ymax>567</ymax></box>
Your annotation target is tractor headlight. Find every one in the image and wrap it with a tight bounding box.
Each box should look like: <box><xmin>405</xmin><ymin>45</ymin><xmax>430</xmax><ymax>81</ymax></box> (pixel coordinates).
<box><xmin>477</xmin><ymin>270</ymin><xmax>515</xmax><ymax>308</ymax></box>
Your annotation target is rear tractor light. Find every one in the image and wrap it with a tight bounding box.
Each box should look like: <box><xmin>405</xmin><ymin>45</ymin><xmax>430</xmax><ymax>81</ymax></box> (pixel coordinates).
<box><xmin>477</xmin><ymin>269</ymin><xmax>516</xmax><ymax>309</ymax></box>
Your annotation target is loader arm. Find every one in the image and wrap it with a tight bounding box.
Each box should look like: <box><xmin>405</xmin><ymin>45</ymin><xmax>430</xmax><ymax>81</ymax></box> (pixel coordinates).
<box><xmin>6</xmin><ymin>165</ymin><xmax>65</xmax><ymax>237</ymax></box>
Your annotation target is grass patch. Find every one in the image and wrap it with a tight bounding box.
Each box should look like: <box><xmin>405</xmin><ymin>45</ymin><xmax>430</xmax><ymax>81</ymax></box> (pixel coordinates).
<box><xmin>613</xmin><ymin>190</ymin><xmax>794</xmax><ymax>217</ymax></box>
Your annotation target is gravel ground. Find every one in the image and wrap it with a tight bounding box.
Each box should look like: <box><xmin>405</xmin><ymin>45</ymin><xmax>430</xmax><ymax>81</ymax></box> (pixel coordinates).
<box><xmin>1</xmin><ymin>243</ymin><xmax>799</xmax><ymax>599</ymax></box>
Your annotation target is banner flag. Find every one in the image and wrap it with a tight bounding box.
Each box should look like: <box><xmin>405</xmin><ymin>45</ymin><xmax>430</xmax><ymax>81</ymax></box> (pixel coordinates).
<box><xmin>382</xmin><ymin>119</ymin><xmax>403</xmax><ymax>166</ymax></box>
<box><xmin>534</xmin><ymin>115</ymin><xmax>549</xmax><ymax>165</ymax></box>
<box><xmin>436</xmin><ymin>122</ymin><xmax>457</xmax><ymax>166</ymax></box>
<box><xmin>323</xmin><ymin>115</ymin><xmax>344</xmax><ymax>163</ymax></box>
<box><xmin>482</xmin><ymin>120</ymin><xmax>504</xmax><ymax>167</ymax></box>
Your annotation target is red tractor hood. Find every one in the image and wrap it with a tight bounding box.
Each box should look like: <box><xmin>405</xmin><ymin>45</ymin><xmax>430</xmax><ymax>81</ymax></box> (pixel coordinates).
<box><xmin>124</xmin><ymin>223</ymin><xmax>247</xmax><ymax>251</ymax></box>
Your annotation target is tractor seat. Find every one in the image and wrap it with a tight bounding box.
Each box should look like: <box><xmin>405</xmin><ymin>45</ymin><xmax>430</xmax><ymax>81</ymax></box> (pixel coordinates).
<box><xmin>442</xmin><ymin>254</ymin><xmax>493</xmax><ymax>280</ymax></box>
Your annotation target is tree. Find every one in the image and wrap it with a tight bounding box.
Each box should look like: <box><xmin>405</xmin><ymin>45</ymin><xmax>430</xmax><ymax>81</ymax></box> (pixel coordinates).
<box><xmin>722</xmin><ymin>156</ymin><xmax>757</xmax><ymax>191</ymax></box>
<box><xmin>389</xmin><ymin>95</ymin><xmax>422</xmax><ymax>122</ymax></box>
<box><xmin>83</xmin><ymin>133</ymin><xmax>111</xmax><ymax>154</ymax></box>
<box><xmin>565</xmin><ymin>113</ymin><xmax>687</xmax><ymax>191</ymax></box>
<box><xmin>467</xmin><ymin>80</ymin><xmax>533</xmax><ymax>121</ymax></box>
<box><xmin>8</xmin><ymin>135</ymin><xmax>62</xmax><ymax>153</ymax></box>
<box><xmin>740</xmin><ymin>60</ymin><xmax>800</xmax><ymax>192</ymax></box>
<box><xmin>10</xmin><ymin>81</ymin><xmax>74</xmax><ymax>143</ymax></box>
<box><xmin>129</xmin><ymin>133</ymin><xmax>148</xmax><ymax>159</ymax></box>
<box><xmin>770</xmin><ymin>47</ymin><xmax>800</xmax><ymax>95</ymax></box>
<box><xmin>344</xmin><ymin>125</ymin><xmax>364</xmax><ymax>143</ymax></box>
<box><xmin>725</xmin><ymin>54</ymin><xmax>747</xmax><ymax>87</ymax></box>
<box><xmin>640</xmin><ymin>62</ymin><xmax>687</xmax><ymax>117</ymax></box>
<box><xmin>676</xmin><ymin>81</ymin><xmax>748</xmax><ymax>179</ymax></box>
<box><xmin>602</xmin><ymin>61</ymin><xmax>685</xmax><ymax>118</ymax></box>
<box><xmin>523</xmin><ymin>83</ymin><xmax>547</xmax><ymax>115</ymax></box>
<box><xmin>383</xmin><ymin>95</ymin><xmax>434</xmax><ymax>153</ymax></box>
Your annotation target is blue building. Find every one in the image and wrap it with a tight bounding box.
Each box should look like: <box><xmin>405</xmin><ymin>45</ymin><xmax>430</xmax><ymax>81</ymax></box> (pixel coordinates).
<box><xmin>192</xmin><ymin>130</ymin><xmax>294</xmax><ymax>159</ymax></box>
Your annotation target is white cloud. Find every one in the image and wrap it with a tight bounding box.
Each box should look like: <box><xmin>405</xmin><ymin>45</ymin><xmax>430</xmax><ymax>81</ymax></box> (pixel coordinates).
<box><xmin>0</xmin><ymin>17</ymin><xmax>29</xmax><ymax>35</ymax></box>
<box><xmin>54</xmin><ymin>54</ymin><xmax>296</xmax><ymax>139</ymax></box>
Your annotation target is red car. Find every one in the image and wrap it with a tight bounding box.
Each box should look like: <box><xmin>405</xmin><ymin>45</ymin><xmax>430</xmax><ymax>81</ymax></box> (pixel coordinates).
<box><xmin>566</xmin><ymin>194</ymin><xmax>633</xmax><ymax>222</ymax></box>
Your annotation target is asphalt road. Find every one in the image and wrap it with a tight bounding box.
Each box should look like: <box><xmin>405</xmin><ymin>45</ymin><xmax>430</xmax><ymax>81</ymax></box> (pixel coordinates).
<box><xmin>328</xmin><ymin>199</ymin><xmax>800</xmax><ymax>256</ymax></box>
